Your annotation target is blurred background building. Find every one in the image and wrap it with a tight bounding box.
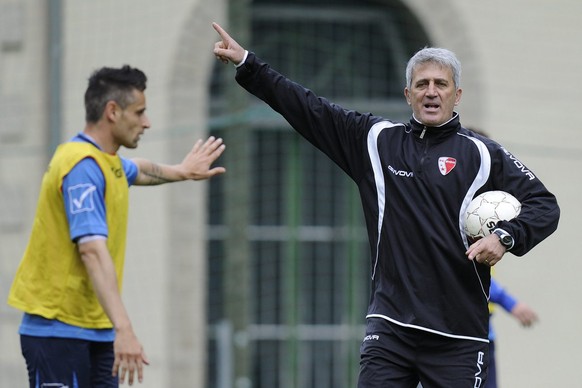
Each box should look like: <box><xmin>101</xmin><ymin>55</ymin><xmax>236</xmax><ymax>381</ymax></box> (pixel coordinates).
<box><xmin>0</xmin><ymin>0</ymin><xmax>579</xmax><ymax>387</ymax></box>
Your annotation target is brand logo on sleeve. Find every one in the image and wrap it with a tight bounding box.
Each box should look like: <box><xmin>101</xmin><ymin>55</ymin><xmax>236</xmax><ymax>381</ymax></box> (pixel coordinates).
<box><xmin>68</xmin><ymin>184</ymin><xmax>96</xmax><ymax>214</ymax></box>
<box><xmin>363</xmin><ymin>334</ymin><xmax>380</xmax><ymax>342</ymax></box>
<box><xmin>438</xmin><ymin>157</ymin><xmax>457</xmax><ymax>175</ymax></box>
<box><xmin>501</xmin><ymin>148</ymin><xmax>536</xmax><ymax>180</ymax></box>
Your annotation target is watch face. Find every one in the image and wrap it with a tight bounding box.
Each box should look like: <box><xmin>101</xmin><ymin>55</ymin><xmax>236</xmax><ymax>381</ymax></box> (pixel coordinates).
<box><xmin>501</xmin><ymin>235</ymin><xmax>513</xmax><ymax>247</ymax></box>
<box><xmin>494</xmin><ymin>230</ymin><xmax>513</xmax><ymax>248</ymax></box>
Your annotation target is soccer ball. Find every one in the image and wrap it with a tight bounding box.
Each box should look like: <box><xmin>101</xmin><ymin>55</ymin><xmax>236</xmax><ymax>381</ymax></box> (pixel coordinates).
<box><xmin>464</xmin><ymin>191</ymin><xmax>521</xmax><ymax>242</ymax></box>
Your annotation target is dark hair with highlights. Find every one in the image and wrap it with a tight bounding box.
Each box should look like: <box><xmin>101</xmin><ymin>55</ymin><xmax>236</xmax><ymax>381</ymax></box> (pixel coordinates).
<box><xmin>84</xmin><ymin>65</ymin><xmax>147</xmax><ymax>123</ymax></box>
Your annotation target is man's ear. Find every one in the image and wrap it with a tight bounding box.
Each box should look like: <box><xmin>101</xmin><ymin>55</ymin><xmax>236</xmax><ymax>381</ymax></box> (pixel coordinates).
<box><xmin>404</xmin><ymin>88</ymin><xmax>411</xmax><ymax>105</ymax></box>
<box><xmin>103</xmin><ymin>100</ymin><xmax>119</xmax><ymax>122</ymax></box>
<box><xmin>454</xmin><ymin>88</ymin><xmax>463</xmax><ymax>106</ymax></box>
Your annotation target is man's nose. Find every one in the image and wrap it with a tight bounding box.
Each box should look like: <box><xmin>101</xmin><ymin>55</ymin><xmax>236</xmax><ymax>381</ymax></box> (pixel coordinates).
<box><xmin>142</xmin><ymin>114</ymin><xmax>151</xmax><ymax>128</ymax></box>
<box><xmin>426</xmin><ymin>82</ymin><xmax>437</xmax><ymax>96</ymax></box>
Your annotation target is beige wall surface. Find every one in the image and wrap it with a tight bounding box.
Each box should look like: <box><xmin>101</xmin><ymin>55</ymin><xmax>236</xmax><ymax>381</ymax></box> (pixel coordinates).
<box><xmin>0</xmin><ymin>0</ymin><xmax>50</xmax><ymax>385</ymax></box>
<box><xmin>0</xmin><ymin>0</ymin><xmax>579</xmax><ymax>387</ymax></box>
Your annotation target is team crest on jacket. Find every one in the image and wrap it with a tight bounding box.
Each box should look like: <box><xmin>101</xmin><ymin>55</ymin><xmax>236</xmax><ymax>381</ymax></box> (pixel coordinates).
<box><xmin>438</xmin><ymin>157</ymin><xmax>456</xmax><ymax>176</ymax></box>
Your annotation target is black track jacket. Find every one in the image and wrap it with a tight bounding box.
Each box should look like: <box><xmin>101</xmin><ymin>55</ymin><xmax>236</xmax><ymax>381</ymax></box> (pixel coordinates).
<box><xmin>235</xmin><ymin>52</ymin><xmax>560</xmax><ymax>342</ymax></box>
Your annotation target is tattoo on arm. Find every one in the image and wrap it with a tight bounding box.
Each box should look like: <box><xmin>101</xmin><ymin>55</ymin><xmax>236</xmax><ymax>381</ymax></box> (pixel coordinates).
<box><xmin>141</xmin><ymin>162</ymin><xmax>172</xmax><ymax>185</ymax></box>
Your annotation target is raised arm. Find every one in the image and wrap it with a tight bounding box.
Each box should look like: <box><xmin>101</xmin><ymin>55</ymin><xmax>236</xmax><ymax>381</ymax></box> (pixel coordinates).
<box><xmin>132</xmin><ymin>136</ymin><xmax>225</xmax><ymax>185</ymax></box>
<box><xmin>212</xmin><ymin>22</ymin><xmax>377</xmax><ymax>181</ymax></box>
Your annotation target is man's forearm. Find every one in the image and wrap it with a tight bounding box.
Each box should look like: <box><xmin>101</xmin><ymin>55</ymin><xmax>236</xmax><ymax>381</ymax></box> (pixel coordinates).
<box><xmin>78</xmin><ymin>240</ymin><xmax>134</xmax><ymax>331</ymax></box>
<box><xmin>131</xmin><ymin>136</ymin><xmax>226</xmax><ymax>185</ymax></box>
<box><xmin>132</xmin><ymin>159</ymin><xmax>180</xmax><ymax>185</ymax></box>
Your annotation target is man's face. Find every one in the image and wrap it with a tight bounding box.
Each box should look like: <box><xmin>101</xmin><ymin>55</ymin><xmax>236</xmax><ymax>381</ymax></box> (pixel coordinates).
<box><xmin>113</xmin><ymin>89</ymin><xmax>150</xmax><ymax>149</ymax></box>
<box><xmin>404</xmin><ymin>62</ymin><xmax>462</xmax><ymax>127</ymax></box>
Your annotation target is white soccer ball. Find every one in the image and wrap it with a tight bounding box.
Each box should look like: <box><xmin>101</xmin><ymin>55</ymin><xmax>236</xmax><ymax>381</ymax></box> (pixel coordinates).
<box><xmin>464</xmin><ymin>191</ymin><xmax>521</xmax><ymax>241</ymax></box>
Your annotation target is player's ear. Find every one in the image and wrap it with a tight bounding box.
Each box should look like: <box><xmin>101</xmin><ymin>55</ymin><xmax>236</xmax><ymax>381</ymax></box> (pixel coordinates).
<box><xmin>103</xmin><ymin>100</ymin><xmax>119</xmax><ymax>122</ymax></box>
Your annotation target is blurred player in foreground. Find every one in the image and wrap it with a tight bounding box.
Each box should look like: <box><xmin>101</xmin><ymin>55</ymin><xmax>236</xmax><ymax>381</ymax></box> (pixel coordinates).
<box><xmin>212</xmin><ymin>22</ymin><xmax>559</xmax><ymax>387</ymax></box>
<box><xmin>7</xmin><ymin>65</ymin><xmax>225</xmax><ymax>387</ymax></box>
<box><xmin>486</xmin><ymin>278</ymin><xmax>538</xmax><ymax>388</ymax></box>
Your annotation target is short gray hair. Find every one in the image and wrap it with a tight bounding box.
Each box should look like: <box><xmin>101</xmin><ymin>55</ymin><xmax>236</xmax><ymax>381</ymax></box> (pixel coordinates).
<box><xmin>405</xmin><ymin>47</ymin><xmax>462</xmax><ymax>89</ymax></box>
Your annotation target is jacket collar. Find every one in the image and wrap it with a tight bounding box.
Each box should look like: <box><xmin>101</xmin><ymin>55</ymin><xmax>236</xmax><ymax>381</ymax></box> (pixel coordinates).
<box><xmin>409</xmin><ymin>112</ymin><xmax>461</xmax><ymax>141</ymax></box>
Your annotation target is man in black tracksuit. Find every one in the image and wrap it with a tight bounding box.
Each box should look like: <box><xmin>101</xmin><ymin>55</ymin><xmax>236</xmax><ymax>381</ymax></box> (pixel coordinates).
<box><xmin>212</xmin><ymin>23</ymin><xmax>560</xmax><ymax>387</ymax></box>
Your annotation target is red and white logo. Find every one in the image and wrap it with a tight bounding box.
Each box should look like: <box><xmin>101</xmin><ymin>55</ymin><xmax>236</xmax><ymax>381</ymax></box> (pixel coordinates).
<box><xmin>438</xmin><ymin>157</ymin><xmax>456</xmax><ymax>176</ymax></box>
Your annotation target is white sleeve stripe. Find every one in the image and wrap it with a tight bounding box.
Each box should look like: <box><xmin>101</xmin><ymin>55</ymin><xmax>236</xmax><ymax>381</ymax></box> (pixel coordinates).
<box><xmin>367</xmin><ymin>121</ymin><xmax>401</xmax><ymax>280</ymax></box>
<box><xmin>77</xmin><ymin>235</ymin><xmax>107</xmax><ymax>244</ymax></box>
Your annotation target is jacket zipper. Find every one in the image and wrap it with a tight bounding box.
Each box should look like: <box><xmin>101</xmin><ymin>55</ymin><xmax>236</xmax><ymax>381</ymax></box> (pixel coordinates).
<box><xmin>418</xmin><ymin>126</ymin><xmax>428</xmax><ymax>175</ymax></box>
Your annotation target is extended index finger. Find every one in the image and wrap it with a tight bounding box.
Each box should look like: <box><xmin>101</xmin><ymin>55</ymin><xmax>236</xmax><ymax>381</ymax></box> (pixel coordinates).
<box><xmin>212</xmin><ymin>22</ymin><xmax>231</xmax><ymax>42</ymax></box>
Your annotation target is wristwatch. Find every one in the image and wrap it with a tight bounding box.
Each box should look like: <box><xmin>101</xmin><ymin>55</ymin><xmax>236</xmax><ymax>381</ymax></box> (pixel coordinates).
<box><xmin>493</xmin><ymin>229</ymin><xmax>514</xmax><ymax>250</ymax></box>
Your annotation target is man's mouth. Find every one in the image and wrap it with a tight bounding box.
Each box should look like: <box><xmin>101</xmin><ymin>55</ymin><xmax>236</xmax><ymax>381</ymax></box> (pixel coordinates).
<box><xmin>424</xmin><ymin>103</ymin><xmax>440</xmax><ymax>110</ymax></box>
